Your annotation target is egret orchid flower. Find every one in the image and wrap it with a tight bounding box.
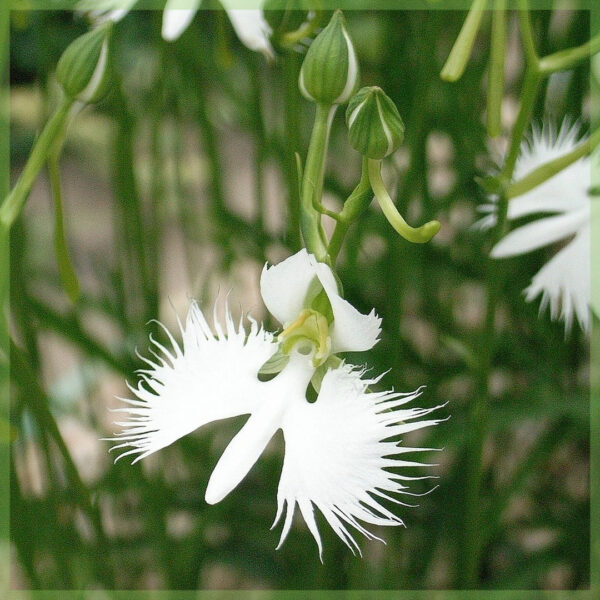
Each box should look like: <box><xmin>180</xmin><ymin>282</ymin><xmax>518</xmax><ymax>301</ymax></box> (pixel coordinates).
<box><xmin>78</xmin><ymin>0</ymin><xmax>274</xmax><ymax>58</ymax></box>
<box><xmin>109</xmin><ymin>250</ymin><xmax>444</xmax><ymax>557</ymax></box>
<box><xmin>476</xmin><ymin>121</ymin><xmax>594</xmax><ymax>334</ymax></box>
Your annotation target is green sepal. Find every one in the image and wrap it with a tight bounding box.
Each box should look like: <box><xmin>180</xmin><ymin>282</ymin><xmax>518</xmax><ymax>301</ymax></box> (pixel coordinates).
<box><xmin>310</xmin><ymin>355</ymin><xmax>342</xmax><ymax>393</ymax></box>
<box><xmin>258</xmin><ymin>349</ymin><xmax>290</xmax><ymax>376</ymax></box>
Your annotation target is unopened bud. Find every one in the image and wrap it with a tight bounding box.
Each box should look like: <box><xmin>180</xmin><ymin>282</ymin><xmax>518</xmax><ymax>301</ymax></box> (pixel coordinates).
<box><xmin>298</xmin><ymin>10</ymin><xmax>359</xmax><ymax>105</ymax></box>
<box><xmin>56</xmin><ymin>23</ymin><xmax>112</xmax><ymax>104</ymax></box>
<box><xmin>346</xmin><ymin>86</ymin><xmax>405</xmax><ymax>159</ymax></box>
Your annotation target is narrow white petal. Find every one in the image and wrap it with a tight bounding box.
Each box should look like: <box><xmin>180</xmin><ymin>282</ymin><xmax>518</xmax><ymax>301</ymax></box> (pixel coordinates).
<box><xmin>275</xmin><ymin>364</ymin><xmax>444</xmax><ymax>554</ymax></box>
<box><xmin>524</xmin><ymin>224</ymin><xmax>590</xmax><ymax>333</ymax></box>
<box><xmin>161</xmin><ymin>1</ymin><xmax>200</xmax><ymax>41</ymax></box>
<box><xmin>107</xmin><ymin>301</ymin><xmax>277</xmax><ymax>463</ymax></box>
<box><xmin>260</xmin><ymin>249</ymin><xmax>321</xmax><ymax>326</ymax></box>
<box><xmin>310</xmin><ymin>256</ymin><xmax>382</xmax><ymax>352</ymax></box>
<box><xmin>222</xmin><ymin>8</ymin><xmax>274</xmax><ymax>58</ymax></box>
<box><xmin>491</xmin><ymin>208</ymin><xmax>587</xmax><ymax>258</ymax></box>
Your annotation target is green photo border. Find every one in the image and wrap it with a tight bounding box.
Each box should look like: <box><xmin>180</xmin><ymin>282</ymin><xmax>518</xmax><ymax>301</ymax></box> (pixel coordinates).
<box><xmin>1</xmin><ymin>0</ymin><xmax>598</xmax><ymax>597</ymax></box>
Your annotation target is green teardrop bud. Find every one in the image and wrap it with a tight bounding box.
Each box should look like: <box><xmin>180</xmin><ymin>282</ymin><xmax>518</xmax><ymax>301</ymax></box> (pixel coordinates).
<box><xmin>346</xmin><ymin>86</ymin><xmax>405</xmax><ymax>159</ymax></box>
<box><xmin>298</xmin><ymin>10</ymin><xmax>359</xmax><ymax>105</ymax></box>
<box><xmin>56</xmin><ymin>22</ymin><xmax>113</xmax><ymax>104</ymax></box>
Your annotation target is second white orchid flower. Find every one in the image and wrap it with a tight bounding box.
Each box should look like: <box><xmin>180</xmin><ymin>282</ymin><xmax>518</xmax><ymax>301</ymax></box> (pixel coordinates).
<box><xmin>109</xmin><ymin>250</ymin><xmax>444</xmax><ymax>558</ymax></box>
<box><xmin>476</xmin><ymin>121</ymin><xmax>595</xmax><ymax>334</ymax></box>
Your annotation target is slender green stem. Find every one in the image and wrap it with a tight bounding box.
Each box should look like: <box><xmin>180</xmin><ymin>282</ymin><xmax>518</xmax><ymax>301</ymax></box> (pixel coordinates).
<box><xmin>300</xmin><ymin>103</ymin><xmax>336</xmax><ymax>262</ymax></box>
<box><xmin>487</xmin><ymin>0</ymin><xmax>506</xmax><ymax>137</ymax></box>
<box><xmin>539</xmin><ymin>31</ymin><xmax>600</xmax><ymax>74</ymax></box>
<box><xmin>517</xmin><ymin>0</ymin><xmax>539</xmax><ymax>68</ymax></box>
<box><xmin>328</xmin><ymin>157</ymin><xmax>373</xmax><ymax>263</ymax></box>
<box><xmin>501</xmin><ymin>68</ymin><xmax>542</xmax><ymax>180</ymax></box>
<box><xmin>508</xmin><ymin>127</ymin><xmax>600</xmax><ymax>199</ymax></box>
<box><xmin>0</xmin><ymin>96</ymin><xmax>73</xmax><ymax>230</ymax></box>
<box><xmin>283</xmin><ymin>52</ymin><xmax>302</xmax><ymax>252</ymax></box>
<box><xmin>440</xmin><ymin>0</ymin><xmax>488</xmax><ymax>82</ymax></box>
<box><xmin>48</xmin><ymin>155</ymin><xmax>80</xmax><ymax>303</ymax></box>
<box><xmin>10</xmin><ymin>339</ymin><xmax>114</xmax><ymax>587</ymax></box>
<box><xmin>367</xmin><ymin>158</ymin><xmax>440</xmax><ymax>244</ymax></box>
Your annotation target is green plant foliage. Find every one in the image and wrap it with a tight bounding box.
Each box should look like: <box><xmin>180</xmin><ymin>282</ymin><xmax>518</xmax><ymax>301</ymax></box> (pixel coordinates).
<box><xmin>6</xmin><ymin>7</ymin><xmax>592</xmax><ymax>592</ymax></box>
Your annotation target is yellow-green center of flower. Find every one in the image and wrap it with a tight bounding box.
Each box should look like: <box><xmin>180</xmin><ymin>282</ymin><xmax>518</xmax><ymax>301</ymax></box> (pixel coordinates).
<box><xmin>278</xmin><ymin>309</ymin><xmax>331</xmax><ymax>367</ymax></box>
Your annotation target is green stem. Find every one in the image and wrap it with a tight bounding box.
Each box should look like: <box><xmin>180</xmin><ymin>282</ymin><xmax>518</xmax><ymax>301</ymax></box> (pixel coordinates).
<box><xmin>440</xmin><ymin>0</ymin><xmax>488</xmax><ymax>82</ymax></box>
<box><xmin>0</xmin><ymin>96</ymin><xmax>74</xmax><ymax>230</ymax></box>
<box><xmin>539</xmin><ymin>31</ymin><xmax>600</xmax><ymax>74</ymax></box>
<box><xmin>367</xmin><ymin>158</ymin><xmax>440</xmax><ymax>244</ymax></box>
<box><xmin>328</xmin><ymin>157</ymin><xmax>373</xmax><ymax>263</ymax></box>
<box><xmin>300</xmin><ymin>103</ymin><xmax>336</xmax><ymax>262</ymax></box>
<box><xmin>508</xmin><ymin>127</ymin><xmax>600</xmax><ymax>199</ymax></box>
<box><xmin>517</xmin><ymin>1</ymin><xmax>539</xmax><ymax>68</ymax></box>
<box><xmin>501</xmin><ymin>68</ymin><xmax>542</xmax><ymax>180</ymax></box>
<box><xmin>487</xmin><ymin>0</ymin><xmax>506</xmax><ymax>137</ymax></box>
<box><xmin>10</xmin><ymin>339</ymin><xmax>114</xmax><ymax>586</ymax></box>
<box><xmin>283</xmin><ymin>52</ymin><xmax>302</xmax><ymax>252</ymax></box>
<box><xmin>48</xmin><ymin>155</ymin><xmax>80</xmax><ymax>303</ymax></box>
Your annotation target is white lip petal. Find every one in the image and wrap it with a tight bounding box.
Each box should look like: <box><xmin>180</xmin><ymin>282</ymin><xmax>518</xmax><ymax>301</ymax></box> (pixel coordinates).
<box><xmin>205</xmin><ymin>406</ymin><xmax>280</xmax><ymax>505</ymax></box>
<box><xmin>106</xmin><ymin>301</ymin><xmax>277</xmax><ymax>463</ymax></box>
<box><xmin>273</xmin><ymin>363</ymin><xmax>444</xmax><ymax>558</ymax></box>
<box><xmin>260</xmin><ymin>249</ymin><xmax>321</xmax><ymax>326</ymax></box>
<box><xmin>205</xmin><ymin>351</ymin><xmax>314</xmax><ymax>504</ymax></box>
<box><xmin>222</xmin><ymin>8</ymin><xmax>274</xmax><ymax>58</ymax></box>
<box><xmin>524</xmin><ymin>224</ymin><xmax>591</xmax><ymax>333</ymax></box>
<box><xmin>490</xmin><ymin>207</ymin><xmax>588</xmax><ymax>258</ymax></box>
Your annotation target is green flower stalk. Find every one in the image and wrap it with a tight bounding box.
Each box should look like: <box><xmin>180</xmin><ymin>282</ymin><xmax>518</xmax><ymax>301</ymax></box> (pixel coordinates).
<box><xmin>346</xmin><ymin>86</ymin><xmax>440</xmax><ymax>244</ymax></box>
<box><xmin>297</xmin><ymin>10</ymin><xmax>360</xmax><ymax>262</ymax></box>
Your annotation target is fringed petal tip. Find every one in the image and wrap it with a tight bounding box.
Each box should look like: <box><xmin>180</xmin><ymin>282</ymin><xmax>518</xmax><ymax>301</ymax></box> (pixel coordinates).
<box><xmin>105</xmin><ymin>300</ymin><xmax>277</xmax><ymax>464</ymax></box>
<box><xmin>272</xmin><ymin>365</ymin><xmax>444</xmax><ymax>557</ymax></box>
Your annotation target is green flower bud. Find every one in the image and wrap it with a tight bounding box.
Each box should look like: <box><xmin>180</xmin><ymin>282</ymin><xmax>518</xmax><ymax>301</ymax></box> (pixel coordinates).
<box><xmin>346</xmin><ymin>86</ymin><xmax>405</xmax><ymax>159</ymax></box>
<box><xmin>299</xmin><ymin>10</ymin><xmax>359</xmax><ymax>105</ymax></box>
<box><xmin>56</xmin><ymin>23</ymin><xmax>112</xmax><ymax>104</ymax></box>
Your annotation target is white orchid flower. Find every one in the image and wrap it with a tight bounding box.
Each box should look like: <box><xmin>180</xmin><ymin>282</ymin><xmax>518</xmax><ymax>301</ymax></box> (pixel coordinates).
<box><xmin>475</xmin><ymin>121</ymin><xmax>594</xmax><ymax>334</ymax></box>
<box><xmin>108</xmin><ymin>250</ymin><xmax>444</xmax><ymax>557</ymax></box>
<box><xmin>79</xmin><ymin>0</ymin><xmax>274</xmax><ymax>58</ymax></box>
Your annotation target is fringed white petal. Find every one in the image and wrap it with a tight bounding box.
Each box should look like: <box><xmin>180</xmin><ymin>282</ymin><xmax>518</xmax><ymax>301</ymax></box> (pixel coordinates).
<box><xmin>107</xmin><ymin>301</ymin><xmax>277</xmax><ymax>463</ymax></box>
<box><xmin>161</xmin><ymin>0</ymin><xmax>201</xmax><ymax>41</ymax></box>
<box><xmin>261</xmin><ymin>249</ymin><xmax>382</xmax><ymax>352</ymax></box>
<box><xmin>221</xmin><ymin>7</ymin><xmax>274</xmax><ymax>59</ymax></box>
<box><xmin>524</xmin><ymin>223</ymin><xmax>591</xmax><ymax>334</ymax></box>
<box><xmin>273</xmin><ymin>364</ymin><xmax>444</xmax><ymax>559</ymax></box>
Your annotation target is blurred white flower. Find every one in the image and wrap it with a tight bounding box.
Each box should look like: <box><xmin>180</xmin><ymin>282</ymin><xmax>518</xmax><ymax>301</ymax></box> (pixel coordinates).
<box><xmin>475</xmin><ymin>121</ymin><xmax>593</xmax><ymax>333</ymax></box>
<box><xmin>109</xmin><ymin>250</ymin><xmax>443</xmax><ymax>557</ymax></box>
<box><xmin>79</xmin><ymin>0</ymin><xmax>274</xmax><ymax>57</ymax></box>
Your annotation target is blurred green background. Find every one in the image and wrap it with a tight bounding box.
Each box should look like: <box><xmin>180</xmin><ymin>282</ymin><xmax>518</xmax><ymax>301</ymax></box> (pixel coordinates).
<box><xmin>7</xmin><ymin>4</ymin><xmax>593</xmax><ymax>591</ymax></box>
